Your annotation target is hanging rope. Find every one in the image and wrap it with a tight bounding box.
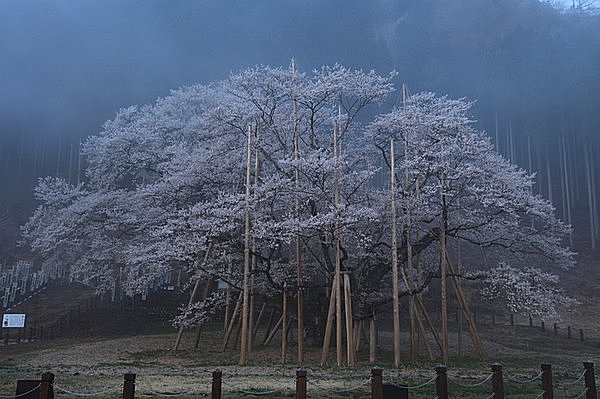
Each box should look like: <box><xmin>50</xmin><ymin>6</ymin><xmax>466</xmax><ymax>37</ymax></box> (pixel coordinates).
<box><xmin>559</xmin><ymin>371</ymin><xmax>587</xmax><ymax>386</ymax></box>
<box><xmin>221</xmin><ymin>380</ymin><xmax>288</xmax><ymax>395</ymax></box>
<box><xmin>53</xmin><ymin>383</ymin><xmax>122</xmax><ymax>396</ymax></box>
<box><xmin>403</xmin><ymin>375</ymin><xmax>438</xmax><ymax>390</ymax></box>
<box><xmin>534</xmin><ymin>390</ymin><xmax>546</xmax><ymax>399</ymax></box>
<box><xmin>307</xmin><ymin>378</ymin><xmax>372</xmax><ymax>393</ymax></box>
<box><xmin>135</xmin><ymin>383</ymin><xmax>211</xmax><ymax>397</ymax></box>
<box><xmin>449</xmin><ymin>374</ymin><xmax>493</xmax><ymax>387</ymax></box>
<box><xmin>507</xmin><ymin>372</ymin><xmax>544</xmax><ymax>384</ymax></box>
<box><xmin>566</xmin><ymin>388</ymin><xmax>589</xmax><ymax>399</ymax></box>
<box><xmin>0</xmin><ymin>385</ymin><xmax>41</xmax><ymax>399</ymax></box>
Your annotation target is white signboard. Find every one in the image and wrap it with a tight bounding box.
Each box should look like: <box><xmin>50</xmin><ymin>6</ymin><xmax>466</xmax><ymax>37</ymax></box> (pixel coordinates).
<box><xmin>2</xmin><ymin>313</ymin><xmax>26</xmax><ymax>328</ymax></box>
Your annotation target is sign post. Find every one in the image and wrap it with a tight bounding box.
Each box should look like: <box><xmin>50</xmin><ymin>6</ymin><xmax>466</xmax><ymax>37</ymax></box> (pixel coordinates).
<box><xmin>2</xmin><ymin>314</ymin><xmax>26</xmax><ymax>345</ymax></box>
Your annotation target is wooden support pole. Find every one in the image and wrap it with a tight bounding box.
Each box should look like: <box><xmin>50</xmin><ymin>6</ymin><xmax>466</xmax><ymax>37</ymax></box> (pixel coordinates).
<box><xmin>371</xmin><ymin>367</ymin><xmax>383</xmax><ymax>399</ymax></box>
<box><xmin>262</xmin><ymin>307</ymin><xmax>276</xmax><ymax>343</ymax></box>
<box><xmin>568</xmin><ymin>326</ymin><xmax>572</xmax><ymax>339</ymax></box>
<box><xmin>251</xmin><ymin>302</ymin><xmax>266</xmax><ymax>342</ymax></box>
<box><xmin>333</xmin><ymin>119</ymin><xmax>343</xmax><ymax>367</ymax></box>
<box><xmin>239</xmin><ymin>125</ymin><xmax>253</xmax><ymax>365</ymax></box>
<box><xmin>281</xmin><ymin>289</ymin><xmax>288</xmax><ymax>364</ymax></box>
<box><xmin>541</xmin><ymin>363</ymin><xmax>554</xmax><ymax>399</ymax></box>
<box><xmin>211</xmin><ymin>370</ymin><xmax>222</xmax><ymax>399</ymax></box>
<box><xmin>436</xmin><ymin>365</ymin><xmax>449</xmax><ymax>399</ymax></box>
<box><xmin>445</xmin><ymin>254</ymin><xmax>487</xmax><ymax>359</ymax></box>
<box><xmin>292</xmin><ymin>59</ymin><xmax>304</xmax><ymax>364</ymax></box>
<box><xmin>221</xmin><ymin>292</ymin><xmax>242</xmax><ymax>351</ymax></box>
<box><xmin>296</xmin><ymin>368</ymin><xmax>307</xmax><ymax>399</ymax></box>
<box><xmin>583</xmin><ymin>361</ymin><xmax>597</xmax><ymax>399</ymax></box>
<box><xmin>123</xmin><ymin>373</ymin><xmax>136</xmax><ymax>399</ymax></box>
<box><xmin>491</xmin><ymin>363</ymin><xmax>504</xmax><ymax>399</ymax></box>
<box><xmin>321</xmin><ymin>275</ymin><xmax>338</xmax><ymax>365</ymax></box>
<box><xmin>580</xmin><ymin>329</ymin><xmax>584</xmax><ymax>342</ymax></box>
<box><xmin>369</xmin><ymin>316</ymin><xmax>377</xmax><ymax>364</ymax></box>
<box><xmin>554</xmin><ymin>323</ymin><xmax>558</xmax><ymax>336</ymax></box>
<box><xmin>343</xmin><ymin>273</ymin><xmax>355</xmax><ymax>366</ymax></box>
<box><xmin>263</xmin><ymin>314</ymin><xmax>284</xmax><ymax>346</ymax></box>
<box><xmin>390</xmin><ymin>138</ymin><xmax>401</xmax><ymax>367</ymax></box>
<box><xmin>39</xmin><ymin>373</ymin><xmax>54</xmax><ymax>399</ymax></box>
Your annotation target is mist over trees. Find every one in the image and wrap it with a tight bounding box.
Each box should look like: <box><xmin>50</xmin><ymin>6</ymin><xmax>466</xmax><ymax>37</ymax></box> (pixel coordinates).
<box><xmin>1</xmin><ymin>0</ymin><xmax>599</xmax><ymax>260</ymax></box>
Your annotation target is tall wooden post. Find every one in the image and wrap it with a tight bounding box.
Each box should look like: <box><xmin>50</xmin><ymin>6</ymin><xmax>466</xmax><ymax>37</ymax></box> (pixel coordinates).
<box><xmin>390</xmin><ymin>138</ymin><xmax>401</xmax><ymax>367</ymax></box>
<box><xmin>491</xmin><ymin>363</ymin><xmax>504</xmax><ymax>399</ymax></box>
<box><xmin>211</xmin><ymin>370</ymin><xmax>222</xmax><ymax>399</ymax></box>
<box><xmin>541</xmin><ymin>363</ymin><xmax>554</xmax><ymax>399</ymax></box>
<box><xmin>39</xmin><ymin>373</ymin><xmax>54</xmax><ymax>399</ymax></box>
<box><xmin>292</xmin><ymin>58</ymin><xmax>305</xmax><ymax>364</ymax></box>
<box><xmin>583</xmin><ymin>361</ymin><xmax>597</xmax><ymax>399</ymax></box>
<box><xmin>371</xmin><ymin>367</ymin><xmax>383</xmax><ymax>399</ymax></box>
<box><xmin>435</xmin><ymin>365</ymin><xmax>449</xmax><ymax>399</ymax></box>
<box><xmin>239</xmin><ymin>125</ymin><xmax>253</xmax><ymax>365</ymax></box>
<box><xmin>123</xmin><ymin>373</ymin><xmax>136</xmax><ymax>399</ymax></box>
<box><xmin>281</xmin><ymin>287</ymin><xmax>288</xmax><ymax>364</ymax></box>
<box><xmin>369</xmin><ymin>312</ymin><xmax>377</xmax><ymax>364</ymax></box>
<box><xmin>333</xmin><ymin>119</ymin><xmax>343</xmax><ymax>367</ymax></box>
<box><xmin>320</xmin><ymin>275</ymin><xmax>337</xmax><ymax>366</ymax></box>
<box><xmin>296</xmin><ymin>368</ymin><xmax>307</xmax><ymax>399</ymax></box>
<box><xmin>343</xmin><ymin>273</ymin><xmax>355</xmax><ymax>366</ymax></box>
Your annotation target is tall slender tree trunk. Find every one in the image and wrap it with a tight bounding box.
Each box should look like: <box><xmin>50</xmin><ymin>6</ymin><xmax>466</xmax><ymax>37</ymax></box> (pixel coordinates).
<box><xmin>333</xmin><ymin>119</ymin><xmax>343</xmax><ymax>367</ymax></box>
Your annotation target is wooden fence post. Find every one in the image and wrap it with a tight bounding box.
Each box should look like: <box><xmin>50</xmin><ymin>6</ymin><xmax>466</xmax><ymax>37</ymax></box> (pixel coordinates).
<box><xmin>123</xmin><ymin>372</ymin><xmax>136</xmax><ymax>399</ymax></box>
<box><xmin>529</xmin><ymin>316</ymin><xmax>533</xmax><ymax>327</ymax></box>
<box><xmin>541</xmin><ymin>321</ymin><xmax>545</xmax><ymax>331</ymax></box>
<box><xmin>510</xmin><ymin>314</ymin><xmax>514</xmax><ymax>326</ymax></box>
<box><xmin>580</xmin><ymin>329</ymin><xmax>584</xmax><ymax>342</ymax></box>
<box><xmin>568</xmin><ymin>326</ymin><xmax>572</xmax><ymax>339</ymax></box>
<box><xmin>296</xmin><ymin>368</ymin><xmax>307</xmax><ymax>399</ymax></box>
<box><xmin>541</xmin><ymin>363</ymin><xmax>553</xmax><ymax>399</ymax></box>
<box><xmin>491</xmin><ymin>363</ymin><xmax>504</xmax><ymax>399</ymax></box>
<box><xmin>436</xmin><ymin>365</ymin><xmax>449</xmax><ymax>399</ymax></box>
<box><xmin>583</xmin><ymin>361</ymin><xmax>597</xmax><ymax>399</ymax></box>
<box><xmin>212</xmin><ymin>369</ymin><xmax>222</xmax><ymax>399</ymax></box>
<box><xmin>371</xmin><ymin>367</ymin><xmax>383</xmax><ymax>399</ymax></box>
<box><xmin>39</xmin><ymin>372</ymin><xmax>54</xmax><ymax>399</ymax></box>
<box><xmin>553</xmin><ymin>323</ymin><xmax>557</xmax><ymax>336</ymax></box>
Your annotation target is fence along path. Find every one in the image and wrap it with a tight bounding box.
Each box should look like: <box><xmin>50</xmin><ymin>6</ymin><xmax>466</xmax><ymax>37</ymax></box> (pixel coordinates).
<box><xmin>0</xmin><ymin>362</ymin><xmax>597</xmax><ymax>399</ymax></box>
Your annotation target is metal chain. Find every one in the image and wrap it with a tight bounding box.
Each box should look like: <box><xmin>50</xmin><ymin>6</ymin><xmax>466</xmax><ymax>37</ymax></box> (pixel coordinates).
<box><xmin>0</xmin><ymin>385</ymin><xmax>41</xmax><ymax>399</ymax></box>
<box><xmin>449</xmin><ymin>374</ymin><xmax>493</xmax><ymax>388</ymax></box>
<box><xmin>403</xmin><ymin>375</ymin><xmax>438</xmax><ymax>390</ymax></box>
<box><xmin>221</xmin><ymin>380</ymin><xmax>287</xmax><ymax>395</ymax></box>
<box><xmin>307</xmin><ymin>378</ymin><xmax>372</xmax><ymax>393</ymax></box>
<box><xmin>559</xmin><ymin>371</ymin><xmax>587</xmax><ymax>386</ymax></box>
<box><xmin>53</xmin><ymin>383</ymin><xmax>122</xmax><ymax>396</ymax></box>
<box><xmin>135</xmin><ymin>382</ymin><xmax>211</xmax><ymax>397</ymax></box>
<box><xmin>507</xmin><ymin>372</ymin><xmax>544</xmax><ymax>384</ymax></box>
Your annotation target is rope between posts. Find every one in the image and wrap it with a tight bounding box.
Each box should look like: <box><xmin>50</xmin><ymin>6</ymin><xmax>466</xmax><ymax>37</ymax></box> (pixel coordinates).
<box><xmin>0</xmin><ymin>385</ymin><xmax>41</xmax><ymax>398</ymax></box>
<box><xmin>53</xmin><ymin>383</ymin><xmax>122</xmax><ymax>396</ymax></box>
<box><xmin>221</xmin><ymin>380</ymin><xmax>287</xmax><ymax>395</ymax></box>
<box><xmin>565</xmin><ymin>388</ymin><xmax>589</xmax><ymax>399</ymax></box>
<box><xmin>560</xmin><ymin>371</ymin><xmax>587</xmax><ymax>386</ymax></box>
<box><xmin>507</xmin><ymin>372</ymin><xmax>544</xmax><ymax>384</ymax></box>
<box><xmin>483</xmin><ymin>393</ymin><xmax>495</xmax><ymax>399</ymax></box>
<box><xmin>404</xmin><ymin>375</ymin><xmax>438</xmax><ymax>390</ymax></box>
<box><xmin>135</xmin><ymin>382</ymin><xmax>212</xmax><ymax>397</ymax></box>
<box><xmin>307</xmin><ymin>378</ymin><xmax>372</xmax><ymax>393</ymax></box>
<box><xmin>534</xmin><ymin>390</ymin><xmax>546</xmax><ymax>399</ymax></box>
<box><xmin>449</xmin><ymin>374</ymin><xmax>493</xmax><ymax>387</ymax></box>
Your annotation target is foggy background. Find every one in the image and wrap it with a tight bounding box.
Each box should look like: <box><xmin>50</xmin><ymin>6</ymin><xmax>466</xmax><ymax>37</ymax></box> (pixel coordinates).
<box><xmin>1</xmin><ymin>0</ymin><xmax>599</xmax><ymax>260</ymax></box>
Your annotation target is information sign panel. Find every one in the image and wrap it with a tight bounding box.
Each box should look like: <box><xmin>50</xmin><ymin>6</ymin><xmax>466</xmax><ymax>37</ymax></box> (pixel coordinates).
<box><xmin>2</xmin><ymin>313</ymin><xmax>26</xmax><ymax>328</ymax></box>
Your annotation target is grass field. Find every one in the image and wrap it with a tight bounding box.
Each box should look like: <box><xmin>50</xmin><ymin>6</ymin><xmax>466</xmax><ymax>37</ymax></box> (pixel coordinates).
<box><xmin>1</xmin><ymin>318</ymin><xmax>599</xmax><ymax>399</ymax></box>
